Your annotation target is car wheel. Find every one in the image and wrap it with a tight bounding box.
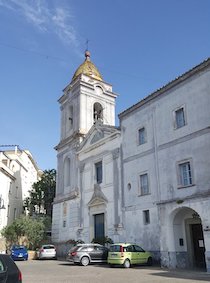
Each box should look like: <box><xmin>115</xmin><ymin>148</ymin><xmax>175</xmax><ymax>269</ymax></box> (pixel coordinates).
<box><xmin>81</xmin><ymin>256</ymin><xmax>90</xmax><ymax>266</ymax></box>
<box><xmin>147</xmin><ymin>257</ymin><xmax>153</xmax><ymax>266</ymax></box>
<box><xmin>124</xmin><ymin>259</ymin><xmax>131</xmax><ymax>268</ymax></box>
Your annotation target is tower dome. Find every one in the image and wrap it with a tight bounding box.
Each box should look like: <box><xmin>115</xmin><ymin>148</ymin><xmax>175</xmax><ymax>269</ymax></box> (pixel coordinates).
<box><xmin>71</xmin><ymin>51</ymin><xmax>103</xmax><ymax>82</ymax></box>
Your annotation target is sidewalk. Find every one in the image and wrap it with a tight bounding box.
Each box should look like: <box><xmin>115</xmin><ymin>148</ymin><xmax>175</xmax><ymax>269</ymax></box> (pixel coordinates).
<box><xmin>150</xmin><ymin>267</ymin><xmax>210</xmax><ymax>282</ymax></box>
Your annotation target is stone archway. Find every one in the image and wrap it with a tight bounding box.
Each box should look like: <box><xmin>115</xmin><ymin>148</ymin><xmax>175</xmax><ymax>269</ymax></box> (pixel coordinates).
<box><xmin>165</xmin><ymin>206</ymin><xmax>206</xmax><ymax>270</ymax></box>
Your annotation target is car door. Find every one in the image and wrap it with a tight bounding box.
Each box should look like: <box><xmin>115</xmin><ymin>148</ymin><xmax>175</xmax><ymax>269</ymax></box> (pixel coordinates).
<box><xmin>86</xmin><ymin>246</ymin><xmax>97</xmax><ymax>261</ymax></box>
<box><xmin>0</xmin><ymin>258</ymin><xmax>7</xmax><ymax>283</ymax></box>
<box><xmin>133</xmin><ymin>245</ymin><xmax>147</xmax><ymax>264</ymax></box>
<box><xmin>97</xmin><ymin>246</ymin><xmax>108</xmax><ymax>261</ymax></box>
<box><xmin>89</xmin><ymin>246</ymin><xmax>104</xmax><ymax>261</ymax></box>
<box><xmin>123</xmin><ymin>245</ymin><xmax>135</xmax><ymax>264</ymax></box>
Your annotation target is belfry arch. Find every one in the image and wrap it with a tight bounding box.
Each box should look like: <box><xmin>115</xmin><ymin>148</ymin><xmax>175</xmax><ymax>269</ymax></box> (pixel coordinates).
<box><xmin>93</xmin><ymin>102</ymin><xmax>103</xmax><ymax>123</ymax></box>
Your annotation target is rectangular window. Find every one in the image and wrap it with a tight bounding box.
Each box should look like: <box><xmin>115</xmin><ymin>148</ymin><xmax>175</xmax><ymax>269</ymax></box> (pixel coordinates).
<box><xmin>175</xmin><ymin>107</ymin><xmax>185</xmax><ymax>128</ymax></box>
<box><xmin>63</xmin><ymin>220</ymin><xmax>66</xmax><ymax>228</ymax></box>
<box><xmin>140</xmin><ymin>173</ymin><xmax>149</xmax><ymax>195</ymax></box>
<box><xmin>179</xmin><ymin>161</ymin><xmax>192</xmax><ymax>186</ymax></box>
<box><xmin>95</xmin><ymin>161</ymin><xmax>102</xmax><ymax>184</ymax></box>
<box><xmin>14</xmin><ymin>208</ymin><xmax>17</xmax><ymax>220</ymax></box>
<box><xmin>143</xmin><ymin>210</ymin><xmax>150</xmax><ymax>224</ymax></box>
<box><xmin>7</xmin><ymin>205</ymin><xmax>10</xmax><ymax>218</ymax></box>
<box><xmin>138</xmin><ymin>127</ymin><xmax>146</xmax><ymax>145</ymax></box>
<box><xmin>15</xmin><ymin>186</ymin><xmax>18</xmax><ymax>198</ymax></box>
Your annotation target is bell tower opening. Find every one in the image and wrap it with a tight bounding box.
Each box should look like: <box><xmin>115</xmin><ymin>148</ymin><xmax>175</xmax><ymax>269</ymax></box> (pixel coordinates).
<box><xmin>93</xmin><ymin>102</ymin><xmax>103</xmax><ymax>123</ymax></box>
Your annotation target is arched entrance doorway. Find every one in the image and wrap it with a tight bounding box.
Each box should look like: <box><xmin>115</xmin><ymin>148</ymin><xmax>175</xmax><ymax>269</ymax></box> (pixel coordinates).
<box><xmin>171</xmin><ymin>207</ymin><xmax>206</xmax><ymax>270</ymax></box>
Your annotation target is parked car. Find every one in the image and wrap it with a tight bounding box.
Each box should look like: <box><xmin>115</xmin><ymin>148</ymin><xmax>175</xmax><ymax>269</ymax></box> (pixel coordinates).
<box><xmin>37</xmin><ymin>244</ymin><xmax>57</xmax><ymax>260</ymax></box>
<box><xmin>67</xmin><ymin>243</ymin><xmax>109</xmax><ymax>266</ymax></box>
<box><xmin>10</xmin><ymin>245</ymin><xmax>28</xmax><ymax>261</ymax></box>
<box><xmin>0</xmin><ymin>254</ymin><xmax>22</xmax><ymax>282</ymax></box>
<box><xmin>107</xmin><ymin>243</ymin><xmax>152</xmax><ymax>268</ymax></box>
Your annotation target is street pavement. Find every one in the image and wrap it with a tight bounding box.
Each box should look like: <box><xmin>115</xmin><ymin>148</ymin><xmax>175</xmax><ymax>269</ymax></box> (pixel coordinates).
<box><xmin>16</xmin><ymin>259</ymin><xmax>210</xmax><ymax>283</ymax></box>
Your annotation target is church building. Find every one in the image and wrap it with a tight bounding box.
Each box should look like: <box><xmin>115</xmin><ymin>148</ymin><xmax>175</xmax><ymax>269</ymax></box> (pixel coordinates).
<box><xmin>52</xmin><ymin>52</ymin><xmax>210</xmax><ymax>272</ymax></box>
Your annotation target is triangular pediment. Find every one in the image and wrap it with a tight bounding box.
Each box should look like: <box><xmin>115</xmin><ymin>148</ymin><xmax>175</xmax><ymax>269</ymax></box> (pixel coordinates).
<box><xmin>77</xmin><ymin>120</ymin><xmax>120</xmax><ymax>152</ymax></box>
<box><xmin>88</xmin><ymin>184</ymin><xmax>108</xmax><ymax>207</ymax></box>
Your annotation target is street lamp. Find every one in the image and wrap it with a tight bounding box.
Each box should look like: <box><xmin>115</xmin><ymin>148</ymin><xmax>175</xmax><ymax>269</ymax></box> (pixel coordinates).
<box><xmin>0</xmin><ymin>196</ymin><xmax>5</xmax><ymax>209</ymax></box>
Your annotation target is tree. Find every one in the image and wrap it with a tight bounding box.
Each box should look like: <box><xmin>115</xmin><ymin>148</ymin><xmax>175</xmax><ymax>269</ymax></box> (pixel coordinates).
<box><xmin>25</xmin><ymin>169</ymin><xmax>56</xmax><ymax>217</ymax></box>
<box><xmin>41</xmin><ymin>169</ymin><xmax>56</xmax><ymax>217</ymax></box>
<box><xmin>1</xmin><ymin>215</ymin><xmax>47</xmax><ymax>250</ymax></box>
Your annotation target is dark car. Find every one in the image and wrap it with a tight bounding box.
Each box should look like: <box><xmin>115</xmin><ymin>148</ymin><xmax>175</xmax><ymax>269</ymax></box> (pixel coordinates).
<box><xmin>0</xmin><ymin>254</ymin><xmax>22</xmax><ymax>283</ymax></box>
<box><xmin>67</xmin><ymin>243</ymin><xmax>109</xmax><ymax>266</ymax></box>
<box><xmin>10</xmin><ymin>245</ymin><xmax>28</xmax><ymax>261</ymax></box>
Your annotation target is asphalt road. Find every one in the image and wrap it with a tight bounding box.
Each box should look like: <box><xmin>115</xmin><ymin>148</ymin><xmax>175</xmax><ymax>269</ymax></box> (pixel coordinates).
<box><xmin>16</xmin><ymin>259</ymin><xmax>210</xmax><ymax>283</ymax></box>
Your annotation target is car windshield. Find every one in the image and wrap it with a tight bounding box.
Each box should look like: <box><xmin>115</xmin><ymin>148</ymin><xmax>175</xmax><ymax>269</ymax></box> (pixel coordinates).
<box><xmin>43</xmin><ymin>246</ymin><xmax>55</xmax><ymax>249</ymax></box>
<box><xmin>12</xmin><ymin>246</ymin><xmax>26</xmax><ymax>250</ymax></box>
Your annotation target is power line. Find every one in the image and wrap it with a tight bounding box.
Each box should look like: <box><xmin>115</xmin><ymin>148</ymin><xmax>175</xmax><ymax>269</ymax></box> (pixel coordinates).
<box><xmin>0</xmin><ymin>42</ymin><xmax>145</xmax><ymax>81</ymax></box>
<box><xmin>0</xmin><ymin>42</ymin><xmax>66</xmax><ymax>62</ymax></box>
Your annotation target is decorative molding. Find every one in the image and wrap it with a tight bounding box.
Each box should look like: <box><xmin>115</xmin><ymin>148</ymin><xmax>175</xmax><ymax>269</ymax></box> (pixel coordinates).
<box><xmin>156</xmin><ymin>189</ymin><xmax>210</xmax><ymax>205</ymax></box>
<box><xmin>79</xmin><ymin>163</ymin><xmax>85</xmax><ymax>173</ymax></box>
<box><xmin>53</xmin><ymin>188</ymin><xmax>79</xmax><ymax>204</ymax></box>
<box><xmin>88</xmin><ymin>184</ymin><xmax>108</xmax><ymax>207</ymax></box>
<box><xmin>158</xmin><ymin>127</ymin><xmax>210</xmax><ymax>151</ymax></box>
<box><xmin>90</xmin><ymin>131</ymin><xmax>104</xmax><ymax>144</ymax></box>
<box><xmin>123</xmin><ymin>127</ymin><xmax>210</xmax><ymax>164</ymax></box>
<box><xmin>112</xmin><ymin>148</ymin><xmax>120</xmax><ymax>159</ymax></box>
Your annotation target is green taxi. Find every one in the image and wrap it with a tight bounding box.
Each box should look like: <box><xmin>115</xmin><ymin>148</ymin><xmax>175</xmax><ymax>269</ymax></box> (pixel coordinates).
<box><xmin>107</xmin><ymin>243</ymin><xmax>152</xmax><ymax>268</ymax></box>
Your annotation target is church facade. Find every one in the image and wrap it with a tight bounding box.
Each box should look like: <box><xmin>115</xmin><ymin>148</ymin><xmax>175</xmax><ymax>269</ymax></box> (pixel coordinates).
<box><xmin>52</xmin><ymin>53</ymin><xmax>210</xmax><ymax>272</ymax></box>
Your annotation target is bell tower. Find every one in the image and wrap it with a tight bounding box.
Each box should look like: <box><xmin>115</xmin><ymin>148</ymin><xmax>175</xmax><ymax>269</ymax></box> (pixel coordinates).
<box><xmin>58</xmin><ymin>51</ymin><xmax>118</xmax><ymax>143</ymax></box>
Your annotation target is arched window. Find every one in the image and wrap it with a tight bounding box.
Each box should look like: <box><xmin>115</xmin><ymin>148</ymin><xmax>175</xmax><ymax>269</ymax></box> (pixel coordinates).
<box><xmin>64</xmin><ymin>157</ymin><xmax>70</xmax><ymax>187</ymax></box>
<box><xmin>68</xmin><ymin>106</ymin><xmax>73</xmax><ymax>128</ymax></box>
<box><xmin>93</xmin><ymin>102</ymin><xmax>103</xmax><ymax>123</ymax></box>
<box><xmin>66</xmin><ymin>105</ymin><xmax>73</xmax><ymax>136</ymax></box>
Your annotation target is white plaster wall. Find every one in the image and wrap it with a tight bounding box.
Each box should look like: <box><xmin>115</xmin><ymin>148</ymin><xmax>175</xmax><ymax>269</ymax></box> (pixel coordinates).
<box><xmin>121</xmin><ymin>69</ymin><xmax>210</xmax><ymax>160</ymax></box>
<box><xmin>0</xmin><ymin>151</ymin><xmax>40</xmax><ymax>226</ymax></box>
<box><xmin>158</xmin><ymin>133</ymin><xmax>210</xmax><ymax>201</ymax></box>
<box><xmin>0</xmin><ymin>168</ymin><xmax>10</xmax><ymax>231</ymax></box>
<box><xmin>51</xmin><ymin>203</ymin><xmax>60</xmax><ymax>242</ymax></box>
<box><xmin>123</xmin><ymin>153</ymin><xmax>159</xmax><ymax>206</ymax></box>
<box><xmin>121</xmin><ymin>104</ymin><xmax>154</xmax><ymax>160</ymax></box>
<box><xmin>120</xmin><ymin>64</ymin><xmax>210</xmax><ymax>265</ymax></box>
<box><xmin>78</xmin><ymin>133</ymin><xmax>122</xmax><ymax>242</ymax></box>
<box><xmin>125</xmin><ymin>206</ymin><xmax>160</xmax><ymax>251</ymax></box>
<box><xmin>121</xmin><ymin>67</ymin><xmax>210</xmax><ymax>203</ymax></box>
<box><xmin>156</xmin><ymin>70</ymin><xmax>210</xmax><ymax>145</ymax></box>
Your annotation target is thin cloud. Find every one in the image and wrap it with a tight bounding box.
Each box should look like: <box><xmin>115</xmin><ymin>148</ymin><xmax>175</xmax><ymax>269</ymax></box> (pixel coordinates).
<box><xmin>0</xmin><ymin>0</ymin><xmax>79</xmax><ymax>47</ymax></box>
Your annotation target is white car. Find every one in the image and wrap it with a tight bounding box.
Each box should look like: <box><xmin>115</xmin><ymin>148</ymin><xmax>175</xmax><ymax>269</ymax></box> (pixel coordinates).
<box><xmin>37</xmin><ymin>244</ymin><xmax>57</xmax><ymax>260</ymax></box>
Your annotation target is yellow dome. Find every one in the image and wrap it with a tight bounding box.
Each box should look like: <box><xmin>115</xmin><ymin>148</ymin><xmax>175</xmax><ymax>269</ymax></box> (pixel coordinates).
<box><xmin>71</xmin><ymin>51</ymin><xmax>103</xmax><ymax>82</ymax></box>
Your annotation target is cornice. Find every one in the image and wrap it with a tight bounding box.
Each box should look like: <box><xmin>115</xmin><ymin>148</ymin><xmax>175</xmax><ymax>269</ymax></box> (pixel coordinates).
<box><xmin>156</xmin><ymin>189</ymin><xmax>210</xmax><ymax>205</ymax></box>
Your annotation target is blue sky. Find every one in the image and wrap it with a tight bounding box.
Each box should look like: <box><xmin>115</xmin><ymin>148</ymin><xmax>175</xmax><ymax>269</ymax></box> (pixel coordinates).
<box><xmin>0</xmin><ymin>0</ymin><xmax>209</xmax><ymax>170</ymax></box>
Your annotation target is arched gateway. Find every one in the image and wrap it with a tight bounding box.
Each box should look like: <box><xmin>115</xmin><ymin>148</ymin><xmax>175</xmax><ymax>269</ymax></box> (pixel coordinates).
<box><xmin>160</xmin><ymin>206</ymin><xmax>208</xmax><ymax>270</ymax></box>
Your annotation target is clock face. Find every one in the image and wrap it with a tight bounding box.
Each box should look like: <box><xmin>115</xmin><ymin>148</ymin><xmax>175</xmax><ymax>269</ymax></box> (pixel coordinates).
<box><xmin>95</xmin><ymin>86</ymin><xmax>103</xmax><ymax>95</ymax></box>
